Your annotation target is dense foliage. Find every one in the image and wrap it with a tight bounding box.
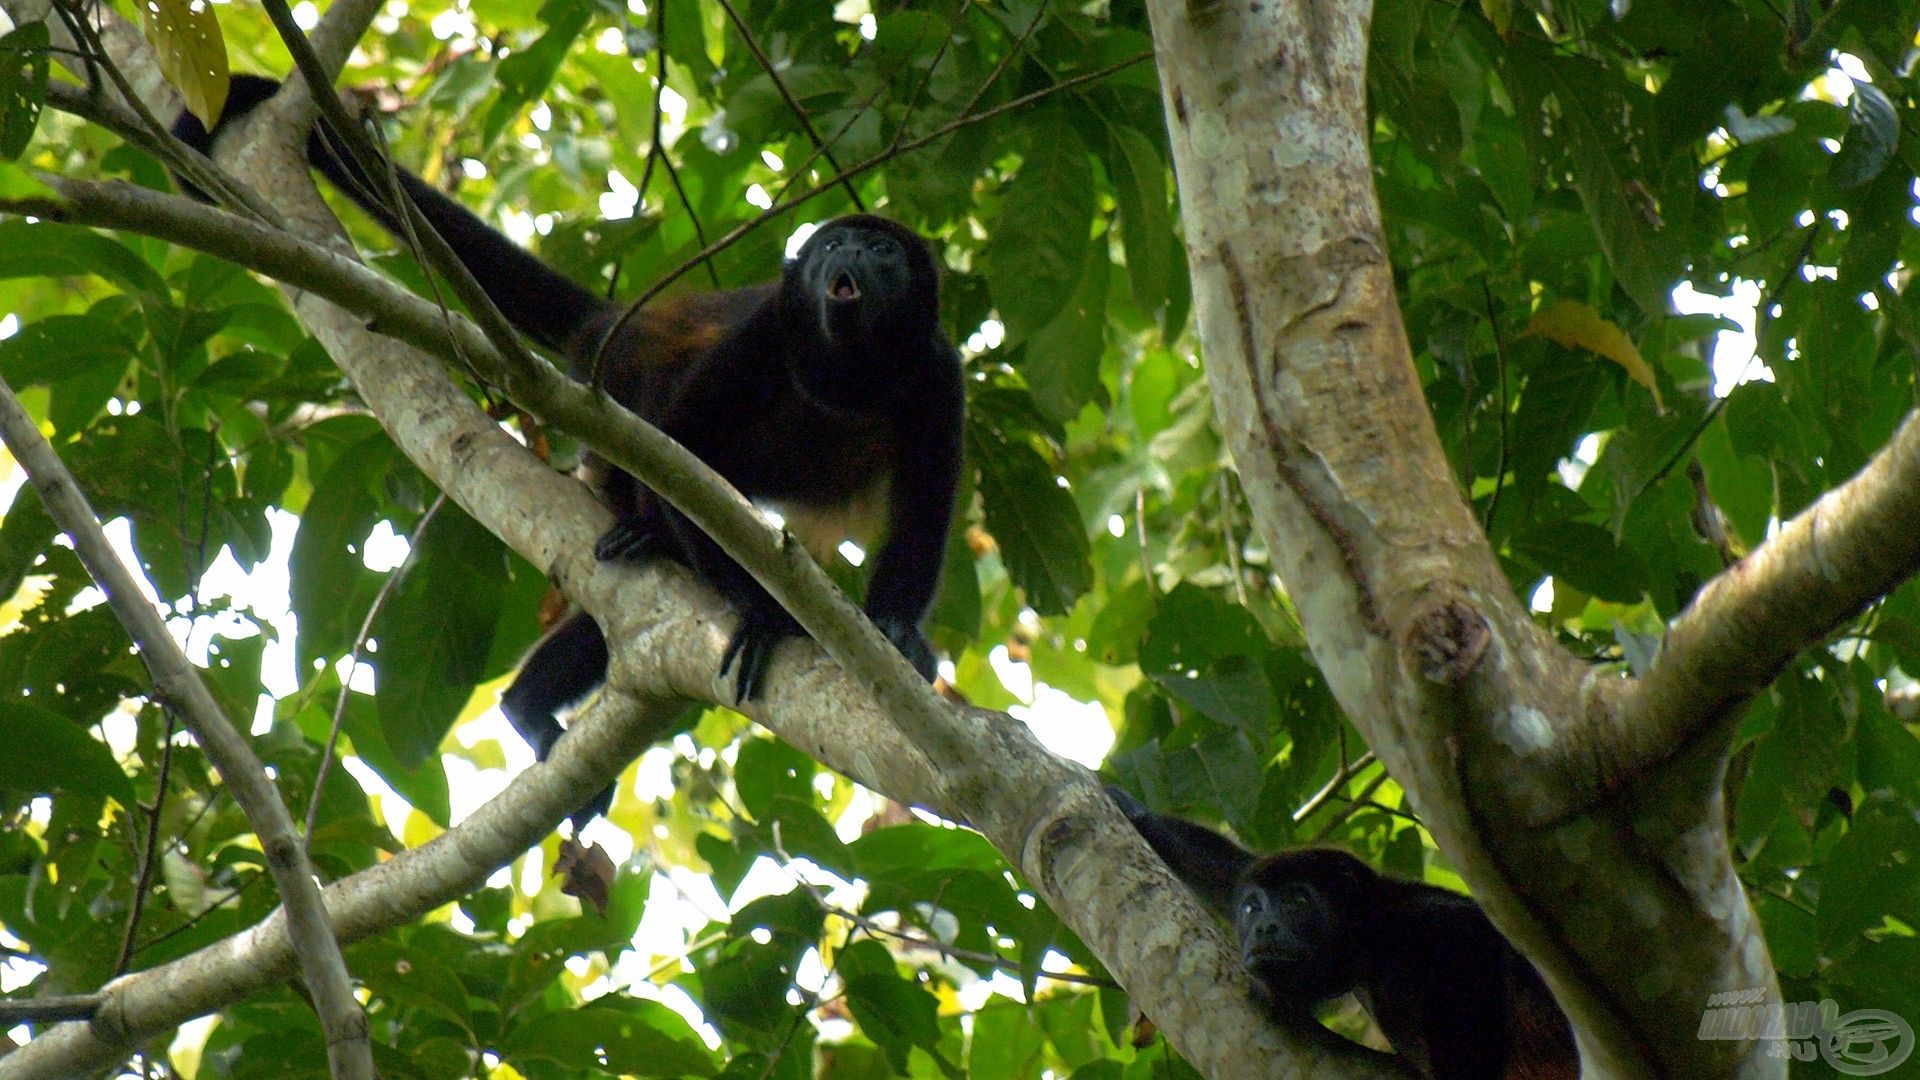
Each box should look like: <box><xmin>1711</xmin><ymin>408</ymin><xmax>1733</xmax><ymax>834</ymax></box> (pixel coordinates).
<box><xmin>0</xmin><ymin>0</ymin><xmax>1918</xmax><ymax>1075</ymax></box>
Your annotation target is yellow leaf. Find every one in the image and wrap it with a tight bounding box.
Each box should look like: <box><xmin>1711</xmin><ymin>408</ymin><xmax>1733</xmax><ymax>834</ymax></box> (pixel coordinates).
<box><xmin>1479</xmin><ymin>0</ymin><xmax>1514</xmax><ymax>37</ymax></box>
<box><xmin>1522</xmin><ymin>300</ymin><xmax>1665</xmax><ymax>411</ymax></box>
<box><xmin>140</xmin><ymin>0</ymin><xmax>229</xmax><ymax>128</ymax></box>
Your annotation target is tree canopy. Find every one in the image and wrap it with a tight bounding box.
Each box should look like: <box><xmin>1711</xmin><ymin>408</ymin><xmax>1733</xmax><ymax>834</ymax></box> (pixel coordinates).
<box><xmin>0</xmin><ymin>0</ymin><xmax>1918</xmax><ymax>1077</ymax></box>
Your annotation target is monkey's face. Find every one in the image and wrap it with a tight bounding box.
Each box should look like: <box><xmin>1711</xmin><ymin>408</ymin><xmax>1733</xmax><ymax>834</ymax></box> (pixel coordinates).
<box><xmin>1234</xmin><ymin>852</ymin><xmax>1370</xmax><ymax>1008</ymax></box>
<box><xmin>793</xmin><ymin>217</ymin><xmax>937</xmax><ymax>347</ymax></box>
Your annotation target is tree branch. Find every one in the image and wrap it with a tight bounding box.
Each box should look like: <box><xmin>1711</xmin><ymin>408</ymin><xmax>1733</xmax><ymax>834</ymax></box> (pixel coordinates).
<box><xmin>1140</xmin><ymin>0</ymin><xmax>1790</xmax><ymax>1074</ymax></box>
<box><xmin>0</xmin><ymin>377</ymin><xmax>374</xmax><ymax>1079</ymax></box>
<box><xmin>1612</xmin><ymin>404</ymin><xmax>1920</xmax><ymax>786</ymax></box>
<box><xmin>0</xmin><ymin>156</ymin><xmax>1383</xmax><ymax>1080</ymax></box>
<box><xmin>711</xmin><ymin>0</ymin><xmax>864</xmax><ymax>210</ymax></box>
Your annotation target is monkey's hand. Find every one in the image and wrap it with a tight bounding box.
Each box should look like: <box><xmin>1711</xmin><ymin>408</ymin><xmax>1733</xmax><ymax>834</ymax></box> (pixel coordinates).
<box><xmin>595</xmin><ymin>515</ymin><xmax>669</xmax><ymax>563</ymax></box>
<box><xmin>720</xmin><ymin>599</ymin><xmax>804</xmax><ymax>703</ymax></box>
<box><xmin>871</xmin><ymin>616</ymin><xmax>937</xmax><ymax>682</ymax></box>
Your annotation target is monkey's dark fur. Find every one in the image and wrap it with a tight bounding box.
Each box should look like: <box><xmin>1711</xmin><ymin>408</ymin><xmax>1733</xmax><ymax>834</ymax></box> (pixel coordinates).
<box><xmin>1108</xmin><ymin>788</ymin><xmax>1578</xmax><ymax>1080</ymax></box>
<box><xmin>176</xmin><ymin>77</ymin><xmax>965</xmax><ymax>823</ymax></box>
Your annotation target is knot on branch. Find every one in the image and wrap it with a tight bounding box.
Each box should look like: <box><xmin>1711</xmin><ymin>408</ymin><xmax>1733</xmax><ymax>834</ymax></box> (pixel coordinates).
<box><xmin>1407</xmin><ymin>597</ymin><xmax>1489</xmax><ymax>685</ymax></box>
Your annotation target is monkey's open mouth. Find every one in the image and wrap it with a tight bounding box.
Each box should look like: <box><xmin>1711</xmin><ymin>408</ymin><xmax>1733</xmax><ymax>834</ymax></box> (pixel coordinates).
<box><xmin>829</xmin><ymin>272</ymin><xmax>861</xmax><ymax>301</ymax></box>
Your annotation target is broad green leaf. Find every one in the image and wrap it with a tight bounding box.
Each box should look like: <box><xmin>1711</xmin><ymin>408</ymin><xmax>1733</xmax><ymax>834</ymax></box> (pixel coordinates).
<box><xmin>983</xmin><ymin>118</ymin><xmax>1094</xmax><ymax>343</ymax></box>
<box><xmin>0</xmin><ymin>159</ymin><xmax>54</xmax><ymax>200</ymax></box>
<box><xmin>0</xmin><ymin>700</ymin><xmax>135</xmax><ymax>808</ymax></box>
<box><xmin>838</xmin><ymin>939</ymin><xmax>945</xmax><ymax>1075</ymax></box>
<box><xmin>970</xmin><ymin>415</ymin><xmax>1091</xmax><ymax>616</ymax></box>
<box><xmin>484</xmin><ymin>0</ymin><xmax>596</xmax><ymax>145</ymax></box>
<box><xmin>1024</xmin><ymin>232</ymin><xmax>1110</xmax><ymax>423</ymax></box>
<box><xmin>503</xmin><ymin>998</ymin><xmax>719</xmax><ymax>1076</ymax></box>
<box><xmin>141</xmin><ymin>0</ymin><xmax>228</xmax><ymax>127</ymax></box>
<box><xmin>1104</xmin><ymin>122</ymin><xmax>1172</xmax><ymax>327</ymax></box>
<box><xmin>373</xmin><ymin>502</ymin><xmax>509</xmax><ymax>769</ymax></box>
<box><xmin>289</xmin><ymin>433</ymin><xmax>395</xmax><ymax>668</ymax></box>
<box><xmin>1831</xmin><ymin>82</ymin><xmax>1898</xmax><ymax>189</ymax></box>
<box><xmin>0</xmin><ymin>21</ymin><xmax>48</xmax><ymax>161</ymax></box>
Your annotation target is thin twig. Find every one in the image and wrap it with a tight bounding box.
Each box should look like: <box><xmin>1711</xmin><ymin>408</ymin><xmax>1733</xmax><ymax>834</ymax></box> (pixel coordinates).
<box><xmin>1480</xmin><ymin>279</ymin><xmax>1511</xmax><ymax>533</ymax></box>
<box><xmin>116</xmin><ymin>711</ymin><xmax>177</xmax><ymax>975</ymax></box>
<box><xmin>133</xmin><ymin>875</ymin><xmax>262</xmax><ymax>958</ymax></box>
<box><xmin>590</xmin><ymin>49</ymin><xmax>1154</xmax><ymax>372</ymax></box>
<box><xmin>0</xmin><ymin>374</ymin><xmax>372</xmax><ymax>1079</ymax></box>
<box><xmin>1217</xmin><ymin>473</ymin><xmax>1248</xmax><ymax>608</ymax></box>
<box><xmin>0</xmin><ymin>995</ymin><xmax>104</xmax><ymax>1024</ymax></box>
<box><xmin>946</xmin><ymin>3</ymin><xmax>1047</xmax><ymax>146</ymax></box>
<box><xmin>1291</xmin><ymin>751</ymin><xmax>1377</xmax><ymax>824</ymax></box>
<box><xmin>1309</xmin><ymin>769</ymin><xmax>1394</xmax><ymax>844</ymax></box>
<box><xmin>712</xmin><ymin>0</ymin><xmax>864</xmax><ymax>211</ymax></box>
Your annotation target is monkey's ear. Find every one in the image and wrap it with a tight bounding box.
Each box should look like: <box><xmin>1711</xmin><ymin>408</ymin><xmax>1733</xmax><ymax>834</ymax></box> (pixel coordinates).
<box><xmin>1105</xmin><ymin>787</ymin><xmax>1256</xmax><ymax>917</ymax></box>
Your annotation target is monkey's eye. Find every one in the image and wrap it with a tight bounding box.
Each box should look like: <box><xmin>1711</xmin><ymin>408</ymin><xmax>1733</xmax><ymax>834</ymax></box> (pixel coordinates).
<box><xmin>1274</xmin><ymin>884</ymin><xmax>1315</xmax><ymax>908</ymax></box>
<box><xmin>1239</xmin><ymin>894</ymin><xmax>1264</xmax><ymax>918</ymax></box>
<box><xmin>821</xmin><ymin>237</ymin><xmax>843</xmax><ymax>252</ymax></box>
<box><xmin>871</xmin><ymin>235</ymin><xmax>900</xmax><ymax>256</ymax></box>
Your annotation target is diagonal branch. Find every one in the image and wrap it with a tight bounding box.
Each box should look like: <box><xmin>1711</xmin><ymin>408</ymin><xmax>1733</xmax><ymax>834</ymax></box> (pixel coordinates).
<box><xmin>0</xmin><ymin>165</ymin><xmax>1394</xmax><ymax>1080</ymax></box>
<box><xmin>0</xmin><ymin>377</ymin><xmax>374</xmax><ymax>1080</ymax></box>
<box><xmin>1609</xmin><ymin>403</ymin><xmax>1920</xmax><ymax>789</ymax></box>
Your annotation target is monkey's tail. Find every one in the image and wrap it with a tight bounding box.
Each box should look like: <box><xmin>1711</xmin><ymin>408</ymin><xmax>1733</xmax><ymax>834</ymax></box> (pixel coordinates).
<box><xmin>173</xmin><ymin>75</ymin><xmax>614</xmax><ymax>356</ymax></box>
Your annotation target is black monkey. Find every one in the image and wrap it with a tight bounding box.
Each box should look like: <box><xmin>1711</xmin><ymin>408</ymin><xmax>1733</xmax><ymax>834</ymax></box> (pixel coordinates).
<box><xmin>175</xmin><ymin>76</ymin><xmax>965</xmax><ymax>821</ymax></box>
<box><xmin>1107</xmin><ymin>788</ymin><xmax>1578</xmax><ymax>1080</ymax></box>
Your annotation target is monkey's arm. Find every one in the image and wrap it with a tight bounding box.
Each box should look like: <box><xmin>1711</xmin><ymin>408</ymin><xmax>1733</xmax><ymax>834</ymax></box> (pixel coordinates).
<box><xmin>1105</xmin><ymin>787</ymin><xmax>1256</xmax><ymax>916</ymax></box>
<box><xmin>862</xmin><ymin>350</ymin><xmax>965</xmax><ymax>679</ymax></box>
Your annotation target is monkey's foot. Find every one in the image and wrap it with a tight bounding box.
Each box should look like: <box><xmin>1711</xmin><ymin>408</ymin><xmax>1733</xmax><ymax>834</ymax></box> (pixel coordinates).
<box><xmin>871</xmin><ymin>616</ymin><xmax>937</xmax><ymax>682</ymax></box>
<box><xmin>719</xmin><ymin>603</ymin><xmax>804</xmax><ymax>703</ymax></box>
<box><xmin>594</xmin><ymin>517</ymin><xmax>666</xmax><ymax>562</ymax></box>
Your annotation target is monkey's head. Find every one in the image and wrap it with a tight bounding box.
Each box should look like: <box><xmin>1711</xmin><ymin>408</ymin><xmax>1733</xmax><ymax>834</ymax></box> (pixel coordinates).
<box><xmin>1232</xmin><ymin>848</ymin><xmax>1376</xmax><ymax>1009</ymax></box>
<box><xmin>788</xmin><ymin>215</ymin><xmax>941</xmax><ymax>351</ymax></box>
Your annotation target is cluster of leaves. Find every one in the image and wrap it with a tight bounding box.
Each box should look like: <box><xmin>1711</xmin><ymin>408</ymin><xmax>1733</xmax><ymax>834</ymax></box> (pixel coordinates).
<box><xmin>1370</xmin><ymin>0</ymin><xmax>1920</xmax><ymax>1043</ymax></box>
<box><xmin>0</xmin><ymin>0</ymin><xmax>1918</xmax><ymax>1075</ymax></box>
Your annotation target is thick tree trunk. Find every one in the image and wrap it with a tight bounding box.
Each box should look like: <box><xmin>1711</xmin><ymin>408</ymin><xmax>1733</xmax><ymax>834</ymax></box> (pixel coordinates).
<box><xmin>1143</xmin><ymin>0</ymin><xmax>1785</xmax><ymax>1076</ymax></box>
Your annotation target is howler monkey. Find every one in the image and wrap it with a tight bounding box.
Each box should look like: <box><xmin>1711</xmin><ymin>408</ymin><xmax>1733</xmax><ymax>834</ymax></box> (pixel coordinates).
<box><xmin>176</xmin><ymin>76</ymin><xmax>965</xmax><ymax>821</ymax></box>
<box><xmin>1106</xmin><ymin>788</ymin><xmax>1577</xmax><ymax>1080</ymax></box>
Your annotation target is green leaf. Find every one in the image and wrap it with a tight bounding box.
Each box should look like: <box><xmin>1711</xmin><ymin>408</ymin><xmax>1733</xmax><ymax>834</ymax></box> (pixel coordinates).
<box><xmin>970</xmin><ymin>409</ymin><xmax>1091</xmax><ymax>616</ymax></box>
<box><xmin>1104</xmin><ymin>122</ymin><xmax>1172</xmax><ymax>326</ymax></box>
<box><xmin>1831</xmin><ymin>82</ymin><xmax>1898</xmax><ymax>189</ymax></box>
<box><xmin>1149</xmin><ymin>654</ymin><xmax>1275</xmax><ymax>743</ymax></box>
<box><xmin>1138</xmin><ymin>583</ymin><xmax>1269</xmax><ymax>676</ymax></box>
<box><xmin>1508</xmin><ymin>54</ymin><xmax>1669</xmax><ymax>313</ymax></box>
<box><xmin>0</xmin><ymin>700</ymin><xmax>135</xmax><ymax>809</ymax></box>
<box><xmin>970</xmin><ymin>1000</ymin><xmax>1046</xmax><ymax>1080</ymax></box>
<box><xmin>1818</xmin><ymin>794</ymin><xmax>1920</xmax><ymax>949</ymax></box>
<box><xmin>290</xmin><ymin>433</ymin><xmax>394</xmax><ymax>669</ymax></box>
<box><xmin>1023</xmin><ymin>231</ymin><xmax>1110</xmax><ymax>424</ymax></box>
<box><xmin>1721</xmin><ymin>103</ymin><xmax>1794</xmax><ymax>144</ymax></box>
<box><xmin>838</xmin><ymin>939</ymin><xmax>945</xmax><ymax>1075</ymax></box>
<box><xmin>0</xmin><ymin>21</ymin><xmax>48</xmax><ymax>161</ymax></box>
<box><xmin>0</xmin><ymin>220</ymin><xmax>170</xmax><ymax>302</ymax></box>
<box><xmin>734</xmin><ymin>736</ymin><xmax>815</xmax><ymax>822</ymax></box>
<box><xmin>984</xmin><ymin>118</ymin><xmax>1094</xmax><ymax>343</ymax></box>
<box><xmin>484</xmin><ymin>0</ymin><xmax>595</xmax><ymax>145</ymax></box>
<box><xmin>0</xmin><ymin>159</ymin><xmax>54</xmax><ymax>201</ymax></box>
<box><xmin>504</xmin><ymin>998</ymin><xmax>719</xmax><ymax>1076</ymax></box>
<box><xmin>0</xmin><ymin>314</ymin><xmax>136</xmax><ymax>391</ymax></box>
<box><xmin>139</xmin><ymin>0</ymin><xmax>228</xmax><ymax>128</ymax></box>
<box><xmin>374</xmin><ymin>502</ymin><xmax>508</xmax><ymax>769</ymax></box>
